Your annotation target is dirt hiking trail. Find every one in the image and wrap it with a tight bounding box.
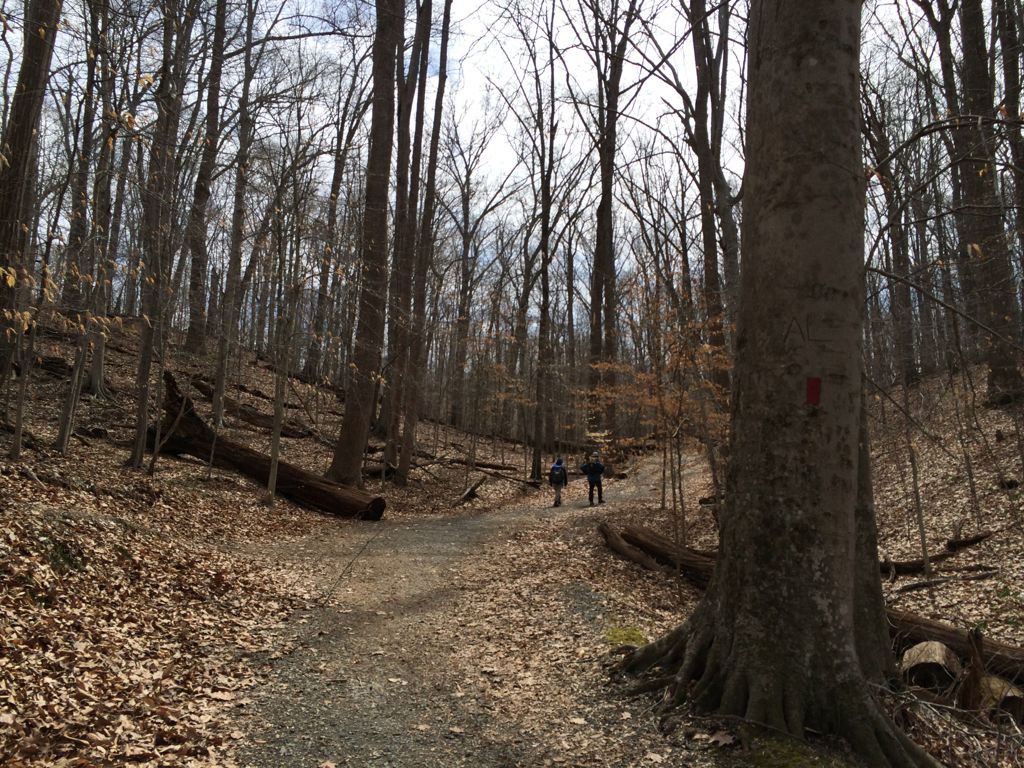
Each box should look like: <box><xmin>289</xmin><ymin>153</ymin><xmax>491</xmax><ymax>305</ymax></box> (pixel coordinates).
<box><xmin>235</xmin><ymin>464</ymin><xmax>720</xmax><ymax>768</ymax></box>
<box><xmin>207</xmin><ymin>435</ymin><xmax>1020</xmax><ymax>768</ymax></box>
<box><xmin>242</xmin><ymin>509</ymin><xmax>553</xmax><ymax>766</ymax></box>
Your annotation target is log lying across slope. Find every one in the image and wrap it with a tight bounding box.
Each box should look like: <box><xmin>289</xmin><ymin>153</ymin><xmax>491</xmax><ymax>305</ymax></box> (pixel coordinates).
<box><xmin>880</xmin><ymin>530</ymin><xmax>995</xmax><ymax>576</ymax></box>
<box><xmin>155</xmin><ymin>372</ymin><xmax>384</xmax><ymax>520</ymax></box>
<box><xmin>189</xmin><ymin>378</ymin><xmax>313</xmax><ymax>439</ymax></box>
<box><xmin>599</xmin><ymin>523</ymin><xmax>1024</xmax><ymax>683</ymax></box>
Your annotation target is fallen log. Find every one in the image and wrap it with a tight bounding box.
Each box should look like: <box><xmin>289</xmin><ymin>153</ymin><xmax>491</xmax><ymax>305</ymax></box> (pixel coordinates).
<box><xmin>946</xmin><ymin>530</ymin><xmax>995</xmax><ymax>552</ymax></box>
<box><xmin>620</xmin><ymin>525</ymin><xmax>715</xmax><ymax>588</ymax></box>
<box><xmin>454</xmin><ymin>476</ymin><xmax>487</xmax><ymax>506</ymax></box>
<box><xmin>978</xmin><ymin>675</ymin><xmax>1024</xmax><ymax>725</ymax></box>
<box><xmin>413</xmin><ymin>448</ymin><xmax>517</xmax><ymax>473</ymax></box>
<box><xmin>600</xmin><ymin>523</ymin><xmax>1024</xmax><ymax>684</ymax></box>
<box><xmin>888</xmin><ymin>610</ymin><xmax>1024</xmax><ymax>685</ymax></box>
<box><xmin>190</xmin><ymin>378</ymin><xmax>314</xmax><ymax>439</ymax></box>
<box><xmin>598</xmin><ymin>523</ymin><xmax>668</xmax><ymax>573</ymax></box>
<box><xmin>470</xmin><ymin>466</ymin><xmax>541</xmax><ymax>488</ymax></box>
<box><xmin>613</xmin><ymin>524</ymin><xmax>984</xmax><ymax>590</ymax></box>
<box><xmin>880</xmin><ymin>529</ymin><xmax>995</xmax><ymax>576</ymax></box>
<box><xmin>154</xmin><ymin>372</ymin><xmax>384</xmax><ymax>520</ymax></box>
<box><xmin>12</xmin><ymin>354</ymin><xmax>74</xmax><ymax>378</ymax></box>
<box><xmin>895</xmin><ymin>570</ymin><xmax>997</xmax><ymax>594</ymax></box>
<box><xmin>366</xmin><ymin>443</ymin><xmax>518</xmax><ymax>473</ymax></box>
<box><xmin>0</xmin><ymin>421</ymin><xmax>44</xmax><ymax>451</ymax></box>
<box><xmin>252</xmin><ymin>358</ymin><xmax>346</xmax><ymax>400</ymax></box>
<box><xmin>232</xmin><ymin>381</ymin><xmax>303</xmax><ymax>410</ymax></box>
<box><xmin>880</xmin><ymin>551</ymin><xmax>958</xmax><ymax>576</ymax></box>
<box><xmin>900</xmin><ymin>641</ymin><xmax>962</xmax><ymax>692</ymax></box>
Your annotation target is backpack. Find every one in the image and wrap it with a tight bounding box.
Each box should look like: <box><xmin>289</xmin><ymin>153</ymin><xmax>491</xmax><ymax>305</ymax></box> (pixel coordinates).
<box><xmin>549</xmin><ymin>464</ymin><xmax>564</xmax><ymax>485</ymax></box>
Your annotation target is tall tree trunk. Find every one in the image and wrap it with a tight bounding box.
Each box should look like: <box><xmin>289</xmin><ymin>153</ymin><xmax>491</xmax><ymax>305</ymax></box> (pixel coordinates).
<box><xmin>623</xmin><ymin>3</ymin><xmax>936</xmax><ymax>765</ymax></box>
<box><xmin>382</xmin><ymin>1</ymin><xmax>430</xmax><ymax>464</ymax></box>
<box><xmin>689</xmin><ymin>0</ymin><xmax>731</xmax><ymax>391</ymax></box>
<box><xmin>916</xmin><ymin>1</ymin><xmax>982</xmax><ymax>359</ymax></box>
<box><xmin>396</xmin><ymin>0</ymin><xmax>452</xmax><ymax>485</ymax></box>
<box><xmin>996</xmin><ymin>0</ymin><xmax>1024</xmax><ymax>346</ymax></box>
<box><xmin>122</xmin><ymin>141</ymin><xmax>146</xmax><ymax>316</ymax></box>
<box><xmin>327</xmin><ymin>0</ymin><xmax>403</xmax><ymax>485</ymax></box>
<box><xmin>184</xmin><ymin>0</ymin><xmax>228</xmax><ymax>353</ymax></box>
<box><xmin>61</xmin><ymin>0</ymin><xmax>99</xmax><ymax>321</ymax></box>
<box><xmin>530</xmin><ymin>21</ymin><xmax>557</xmax><ymax>481</ymax></box>
<box><xmin>0</xmin><ymin>0</ymin><xmax>63</xmax><ymax>361</ymax></box>
<box><xmin>303</xmin><ymin>62</ymin><xmax>368</xmax><ymax>381</ymax></box>
<box><xmin>86</xmin><ymin>0</ymin><xmax>116</xmax><ymax>398</ymax></box>
<box><xmin>449</xmin><ymin>230</ymin><xmax>473</xmax><ymax>429</ymax></box>
<box><xmin>586</xmin><ymin>0</ymin><xmax>640</xmax><ymax>437</ymax></box>
<box><xmin>864</xmin><ymin>95</ymin><xmax>917</xmax><ymax>386</ymax></box>
<box><xmin>958</xmin><ymin>0</ymin><xmax>1024</xmax><ymax>401</ymax></box>
<box><xmin>212</xmin><ymin>0</ymin><xmax>257</xmax><ymax>428</ymax></box>
<box><xmin>129</xmin><ymin>0</ymin><xmax>197</xmax><ymax>467</ymax></box>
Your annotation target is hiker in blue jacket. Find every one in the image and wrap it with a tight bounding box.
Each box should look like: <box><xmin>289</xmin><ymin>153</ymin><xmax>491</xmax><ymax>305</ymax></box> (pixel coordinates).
<box><xmin>580</xmin><ymin>453</ymin><xmax>605</xmax><ymax>506</ymax></box>
<box><xmin>549</xmin><ymin>457</ymin><xmax>569</xmax><ymax>507</ymax></box>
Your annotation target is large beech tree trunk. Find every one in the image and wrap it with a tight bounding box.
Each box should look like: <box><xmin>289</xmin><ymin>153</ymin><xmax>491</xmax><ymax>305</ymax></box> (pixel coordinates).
<box><xmin>602</xmin><ymin>523</ymin><xmax>1024</xmax><ymax>684</ymax></box>
<box><xmin>622</xmin><ymin>4</ymin><xmax>937</xmax><ymax>766</ymax></box>
<box><xmin>155</xmin><ymin>373</ymin><xmax>384</xmax><ymax>520</ymax></box>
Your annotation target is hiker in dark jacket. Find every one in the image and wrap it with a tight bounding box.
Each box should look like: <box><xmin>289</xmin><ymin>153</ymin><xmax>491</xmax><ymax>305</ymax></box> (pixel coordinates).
<box><xmin>580</xmin><ymin>453</ymin><xmax>605</xmax><ymax>506</ymax></box>
<box><xmin>549</xmin><ymin>457</ymin><xmax>569</xmax><ymax>507</ymax></box>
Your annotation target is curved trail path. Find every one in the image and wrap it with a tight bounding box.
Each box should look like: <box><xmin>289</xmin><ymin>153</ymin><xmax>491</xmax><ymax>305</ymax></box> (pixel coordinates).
<box><xmin>242</xmin><ymin>507</ymin><xmax>561</xmax><ymax>766</ymax></box>
<box><xmin>236</xmin><ymin>463</ymin><xmax>714</xmax><ymax>768</ymax></box>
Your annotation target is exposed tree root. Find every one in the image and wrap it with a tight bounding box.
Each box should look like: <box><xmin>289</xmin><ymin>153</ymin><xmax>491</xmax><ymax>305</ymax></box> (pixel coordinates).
<box><xmin>603</xmin><ymin>522</ymin><xmax>1024</xmax><ymax>683</ymax></box>
<box><xmin>620</xmin><ymin>612</ymin><xmax>942</xmax><ymax>768</ymax></box>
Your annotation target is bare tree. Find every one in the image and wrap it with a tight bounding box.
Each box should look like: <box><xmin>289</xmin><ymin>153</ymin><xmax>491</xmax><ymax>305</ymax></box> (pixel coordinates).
<box><xmin>396</xmin><ymin>0</ymin><xmax>453</xmax><ymax>485</ymax></box>
<box><xmin>128</xmin><ymin>0</ymin><xmax>200</xmax><ymax>468</ymax></box>
<box><xmin>0</xmin><ymin>0</ymin><xmax>63</xmax><ymax>361</ymax></box>
<box><xmin>327</xmin><ymin>0</ymin><xmax>404</xmax><ymax>484</ymax></box>
<box><xmin>184</xmin><ymin>0</ymin><xmax>229</xmax><ymax>353</ymax></box>
<box><xmin>562</xmin><ymin>0</ymin><xmax>644</xmax><ymax>437</ymax></box>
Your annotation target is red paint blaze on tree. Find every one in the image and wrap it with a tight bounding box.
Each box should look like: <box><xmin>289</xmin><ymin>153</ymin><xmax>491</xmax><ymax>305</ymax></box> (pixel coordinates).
<box><xmin>806</xmin><ymin>377</ymin><xmax>821</xmax><ymax>406</ymax></box>
<box><xmin>621</xmin><ymin>2</ymin><xmax>939</xmax><ymax>766</ymax></box>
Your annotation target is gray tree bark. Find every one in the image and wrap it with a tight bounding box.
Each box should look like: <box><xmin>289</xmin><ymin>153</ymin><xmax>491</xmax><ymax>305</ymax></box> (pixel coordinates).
<box><xmin>327</xmin><ymin>0</ymin><xmax>403</xmax><ymax>485</ymax></box>
<box><xmin>959</xmin><ymin>0</ymin><xmax>1024</xmax><ymax>402</ymax></box>
<box><xmin>623</xmin><ymin>3</ymin><xmax>937</xmax><ymax>765</ymax></box>
<box><xmin>183</xmin><ymin>0</ymin><xmax>228</xmax><ymax>353</ymax></box>
<box><xmin>0</xmin><ymin>0</ymin><xmax>63</xmax><ymax>360</ymax></box>
<box><xmin>396</xmin><ymin>0</ymin><xmax>452</xmax><ymax>485</ymax></box>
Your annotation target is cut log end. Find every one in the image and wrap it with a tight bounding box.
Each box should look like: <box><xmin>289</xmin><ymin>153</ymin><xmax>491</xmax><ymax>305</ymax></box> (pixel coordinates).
<box><xmin>900</xmin><ymin>641</ymin><xmax>961</xmax><ymax>692</ymax></box>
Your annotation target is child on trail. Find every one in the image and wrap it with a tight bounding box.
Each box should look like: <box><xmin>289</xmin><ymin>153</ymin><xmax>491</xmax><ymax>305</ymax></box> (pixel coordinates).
<box><xmin>549</xmin><ymin>457</ymin><xmax>569</xmax><ymax>507</ymax></box>
<box><xmin>580</xmin><ymin>453</ymin><xmax>605</xmax><ymax>506</ymax></box>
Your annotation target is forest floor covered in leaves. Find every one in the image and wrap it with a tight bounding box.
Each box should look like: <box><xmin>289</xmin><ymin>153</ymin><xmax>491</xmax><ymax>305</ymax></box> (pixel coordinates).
<box><xmin>2</xmin><ymin>326</ymin><xmax>1024</xmax><ymax>766</ymax></box>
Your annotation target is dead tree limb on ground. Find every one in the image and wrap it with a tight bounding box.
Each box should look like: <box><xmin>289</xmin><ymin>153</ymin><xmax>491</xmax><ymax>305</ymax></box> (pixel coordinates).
<box><xmin>598</xmin><ymin>522</ymin><xmax>669</xmax><ymax>573</ymax></box>
<box><xmin>881</xmin><ymin>530</ymin><xmax>995</xmax><ymax>576</ymax></box>
<box><xmin>154</xmin><ymin>372</ymin><xmax>384</xmax><ymax>520</ymax></box>
<box><xmin>189</xmin><ymin>377</ymin><xmax>314</xmax><ymax>439</ymax></box>
<box><xmin>453</xmin><ymin>475</ymin><xmax>486</xmax><ymax>506</ymax></box>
